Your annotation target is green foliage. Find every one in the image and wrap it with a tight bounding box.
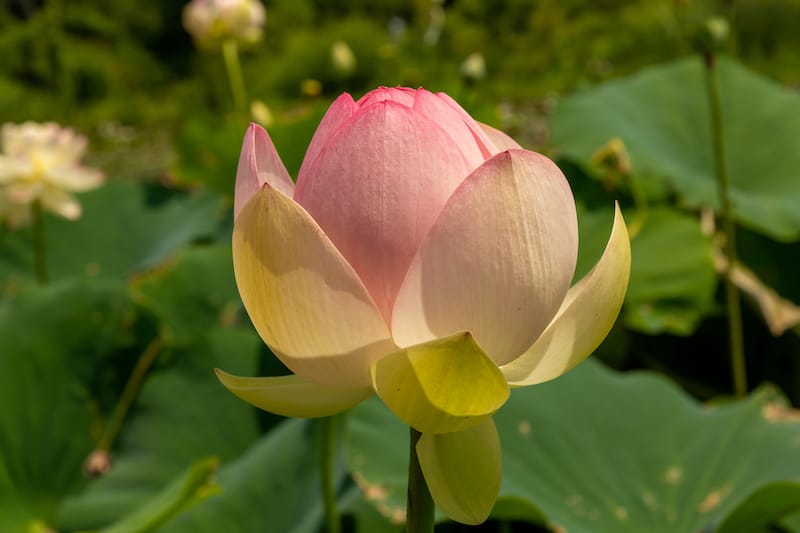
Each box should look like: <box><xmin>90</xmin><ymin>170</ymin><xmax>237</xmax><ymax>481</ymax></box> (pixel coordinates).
<box><xmin>2</xmin><ymin>1</ymin><xmax>800</xmax><ymax>531</ymax></box>
<box><xmin>347</xmin><ymin>359</ymin><xmax>800</xmax><ymax>532</ymax></box>
<box><xmin>553</xmin><ymin>56</ymin><xmax>800</xmax><ymax>242</ymax></box>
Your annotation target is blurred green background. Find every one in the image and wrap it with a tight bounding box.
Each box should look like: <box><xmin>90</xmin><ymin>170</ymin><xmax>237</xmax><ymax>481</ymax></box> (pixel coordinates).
<box><xmin>2</xmin><ymin>1</ymin><xmax>800</xmax><ymax>532</ymax></box>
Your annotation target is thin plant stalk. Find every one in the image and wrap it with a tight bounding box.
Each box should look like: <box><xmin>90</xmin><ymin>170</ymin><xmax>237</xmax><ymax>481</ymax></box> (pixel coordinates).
<box><xmin>703</xmin><ymin>51</ymin><xmax>747</xmax><ymax>398</ymax></box>
<box><xmin>319</xmin><ymin>416</ymin><xmax>341</xmax><ymax>533</ymax></box>
<box><xmin>96</xmin><ymin>336</ymin><xmax>164</xmax><ymax>451</ymax></box>
<box><xmin>407</xmin><ymin>427</ymin><xmax>435</xmax><ymax>533</ymax></box>
<box><xmin>32</xmin><ymin>200</ymin><xmax>48</xmax><ymax>284</ymax></box>
<box><xmin>221</xmin><ymin>39</ymin><xmax>247</xmax><ymax>113</ymax></box>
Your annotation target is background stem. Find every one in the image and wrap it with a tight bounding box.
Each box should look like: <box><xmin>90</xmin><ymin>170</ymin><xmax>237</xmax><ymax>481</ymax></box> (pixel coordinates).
<box><xmin>32</xmin><ymin>200</ymin><xmax>48</xmax><ymax>284</ymax></box>
<box><xmin>221</xmin><ymin>39</ymin><xmax>247</xmax><ymax>113</ymax></box>
<box><xmin>703</xmin><ymin>52</ymin><xmax>747</xmax><ymax>398</ymax></box>
<box><xmin>96</xmin><ymin>336</ymin><xmax>163</xmax><ymax>451</ymax></box>
<box><xmin>407</xmin><ymin>427</ymin><xmax>435</xmax><ymax>533</ymax></box>
<box><xmin>319</xmin><ymin>416</ymin><xmax>341</xmax><ymax>533</ymax></box>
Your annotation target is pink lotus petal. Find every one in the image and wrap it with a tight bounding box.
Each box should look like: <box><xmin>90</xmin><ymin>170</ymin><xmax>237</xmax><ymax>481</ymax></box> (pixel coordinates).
<box><xmin>356</xmin><ymin>86</ymin><xmax>416</xmax><ymax>108</ymax></box>
<box><xmin>234</xmin><ymin>123</ymin><xmax>294</xmax><ymax>219</ymax></box>
<box><xmin>297</xmin><ymin>93</ymin><xmax>358</xmax><ymax>186</ymax></box>
<box><xmin>392</xmin><ymin>149</ymin><xmax>579</xmax><ymax>365</ymax></box>
<box><xmin>412</xmin><ymin>89</ymin><xmax>488</xmax><ymax>169</ymax></box>
<box><xmin>436</xmin><ymin>91</ymin><xmax>499</xmax><ymax>157</ymax></box>
<box><xmin>294</xmin><ymin>100</ymin><xmax>473</xmax><ymax>323</ymax></box>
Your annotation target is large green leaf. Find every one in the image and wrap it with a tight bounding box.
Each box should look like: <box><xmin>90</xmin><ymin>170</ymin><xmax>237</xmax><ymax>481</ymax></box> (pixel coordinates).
<box><xmin>56</xmin><ymin>327</ymin><xmax>262</xmax><ymax>530</ymax></box>
<box><xmin>98</xmin><ymin>457</ymin><xmax>219</xmax><ymax>533</ymax></box>
<box><xmin>625</xmin><ymin>208</ymin><xmax>716</xmax><ymax>335</ymax></box>
<box><xmin>156</xmin><ymin>419</ymin><xmax>325</xmax><ymax>533</ymax></box>
<box><xmin>553</xmin><ymin>56</ymin><xmax>800</xmax><ymax>241</ymax></box>
<box><xmin>574</xmin><ymin>202</ymin><xmax>716</xmax><ymax>336</ymax></box>
<box><xmin>0</xmin><ymin>180</ymin><xmax>223</xmax><ymax>286</ymax></box>
<box><xmin>346</xmin><ymin>360</ymin><xmax>800</xmax><ymax>531</ymax></box>
<box><xmin>130</xmin><ymin>244</ymin><xmax>243</xmax><ymax>345</ymax></box>
<box><xmin>0</xmin><ymin>280</ymin><xmax>135</xmax><ymax>532</ymax></box>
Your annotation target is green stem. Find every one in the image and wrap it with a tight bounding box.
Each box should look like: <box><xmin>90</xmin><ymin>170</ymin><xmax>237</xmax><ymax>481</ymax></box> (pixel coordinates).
<box><xmin>221</xmin><ymin>39</ymin><xmax>247</xmax><ymax>113</ymax></box>
<box><xmin>703</xmin><ymin>52</ymin><xmax>747</xmax><ymax>398</ymax></box>
<box><xmin>407</xmin><ymin>427</ymin><xmax>435</xmax><ymax>533</ymax></box>
<box><xmin>32</xmin><ymin>201</ymin><xmax>48</xmax><ymax>284</ymax></box>
<box><xmin>319</xmin><ymin>416</ymin><xmax>341</xmax><ymax>533</ymax></box>
<box><xmin>96</xmin><ymin>337</ymin><xmax>163</xmax><ymax>451</ymax></box>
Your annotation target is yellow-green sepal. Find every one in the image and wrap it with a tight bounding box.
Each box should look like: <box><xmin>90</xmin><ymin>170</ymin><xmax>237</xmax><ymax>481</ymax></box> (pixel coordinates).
<box><xmin>369</xmin><ymin>332</ymin><xmax>509</xmax><ymax>434</ymax></box>
<box><xmin>417</xmin><ymin>418</ymin><xmax>502</xmax><ymax>525</ymax></box>
<box><xmin>215</xmin><ymin>369</ymin><xmax>372</xmax><ymax>418</ymax></box>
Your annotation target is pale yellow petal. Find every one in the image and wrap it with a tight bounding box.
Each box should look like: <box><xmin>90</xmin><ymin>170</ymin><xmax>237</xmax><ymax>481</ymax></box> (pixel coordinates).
<box><xmin>417</xmin><ymin>418</ymin><xmax>501</xmax><ymax>525</ymax></box>
<box><xmin>215</xmin><ymin>370</ymin><xmax>372</xmax><ymax>417</ymax></box>
<box><xmin>233</xmin><ymin>185</ymin><xmax>396</xmax><ymax>388</ymax></box>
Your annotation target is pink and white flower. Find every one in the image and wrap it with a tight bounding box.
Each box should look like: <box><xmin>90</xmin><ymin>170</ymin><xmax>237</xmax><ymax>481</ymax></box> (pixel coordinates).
<box><xmin>218</xmin><ymin>87</ymin><xmax>631</xmax><ymax>524</ymax></box>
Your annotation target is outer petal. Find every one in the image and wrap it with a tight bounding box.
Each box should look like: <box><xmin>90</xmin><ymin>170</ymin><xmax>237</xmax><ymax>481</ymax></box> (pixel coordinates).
<box><xmin>215</xmin><ymin>370</ymin><xmax>372</xmax><ymax>417</ymax></box>
<box><xmin>44</xmin><ymin>166</ymin><xmax>104</xmax><ymax>192</ymax></box>
<box><xmin>370</xmin><ymin>333</ymin><xmax>509</xmax><ymax>434</ymax></box>
<box><xmin>233</xmin><ymin>185</ymin><xmax>396</xmax><ymax>388</ymax></box>
<box><xmin>296</xmin><ymin>93</ymin><xmax>358</xmax><ymax>184</ymax></box>
<box><xmin>501</xmin><ymin>203</ymin><xmax>631</xmax><ymax>386</ymax></box>
<box><xmin>392</xmin><ymin>150</ymin><xmax>578</xmax><ymax>365</ymax></box>
<box><xmin>294</xmin><ymin>101</ymin><xmax>473</xmax><ymax>322</ymax></box>
<box><xmin>417</xmin><ymin>418</ymin><xmax>501</xmax><ymax>525</ymax></box>
<box><xmin>478</xmin><ymin>122</ymin><xmax>522</xmax><ymax>151</ymax></box>
<box><xmin>234</xmin><ymin>123</ymin><xmax>294</xmax><ymax>219</ymax></box>
<box><xmin>40</xmin><ymin>188</ymin><xmax>81</xmax><ymax>220</ymax></box>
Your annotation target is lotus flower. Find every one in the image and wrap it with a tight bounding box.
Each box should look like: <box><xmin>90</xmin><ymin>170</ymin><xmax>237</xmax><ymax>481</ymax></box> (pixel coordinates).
<box><xmin>0</xmin><ymin>122</ymin><xmax>104</xmax><ymax>228</ymax></box>
<box><xmin>217</xmin><ymin>87</ymin><xmax>631</xmax><ymax>524</ymax></box>
<box><xmin>183</xmin><ymin>0</ymin><xmax>265</xmax><ymax>49</ymax></box>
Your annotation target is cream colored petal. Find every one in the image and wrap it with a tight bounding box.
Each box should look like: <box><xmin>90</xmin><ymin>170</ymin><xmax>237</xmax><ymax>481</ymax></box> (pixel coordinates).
<box><xmin>44</xmin><ymin>166</ymin><xmax>104</xmax><ymax>192</ymax></box>
<box><xmin>501</xmin><ymin>203</ymin><xmax>631</xmax><ymax>386</ymax></box>
<box><xmin>417</xmin><ymin>418</ymin><xmax>501</xmax><ymax>525</ymax></box>
<box><xmin>0</xmin><ymin>156</ymin><xmax>31</xmax><ymax>183</ymax></box>
<box><xmin>215</xmin><ymin>369</ymin><xmax>372</xmax><ymax>417</ymax></box>
<box><xmin>40</xmin><ymin>188</ymin><xmax>82</xmax><ymax>220</ymax></box>
<box><xmin>233</xmin><ymin>185</ymin><xmax>396</xmax><ymax>388</ymax></box>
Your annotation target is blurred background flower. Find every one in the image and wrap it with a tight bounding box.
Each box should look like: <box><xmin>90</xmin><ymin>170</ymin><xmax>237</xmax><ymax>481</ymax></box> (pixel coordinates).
<box><xmin>183</xmin><ymin>0</ymin><xmax>266</xmax><ymax>50</ymax></box>
<box><xmin>0</xmin><ymin>122</ymin><xmax>103</xmax><ymax>227</ymax></box>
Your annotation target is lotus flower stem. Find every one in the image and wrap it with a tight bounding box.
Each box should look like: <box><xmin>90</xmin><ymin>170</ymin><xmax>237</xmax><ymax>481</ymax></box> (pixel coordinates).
<box><xmin>703</xmin><ymin>52</ymin><xmax>747</xmax><ymax>398</ymax></box>
<box><xmin>407</xmin><ymin>427</ymin><xmax>434</xmax><ymax>533</ymax></box>
<box><xmin>222</xmin><ymin>39</ymin><xmax>247</xmax><ymax>113</ymax></box>
<box><xmin>319</xmin><ymin>416</ymin><xmax>341</xmax><ymax>533</ymax></box>
<box><xmin>96</xmin><ymin>336</ymin><xmax>164</xmax><ymax>452</ymax></box>
<box><xmin>31</xmin><ymin>201</ymin><xmax>48</xmax><ymax>284</ymax></box>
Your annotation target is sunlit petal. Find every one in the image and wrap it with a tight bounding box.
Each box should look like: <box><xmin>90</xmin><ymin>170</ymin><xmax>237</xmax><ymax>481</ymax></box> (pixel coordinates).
<box><xmin>502</xmin><ymin>203</ymin><xmax>631</xmax><ymax>386</ymax></box>
<box><xmin>370</xmin><ymin>333</ymin><xmax>509</xmax><ymax>434</ymax></box>
<box><xmin>215</xmin><ymin>370</ymin><xmax>372</xmax><ymax>417</ymax></box>
<box><xmin>233</xmin><ymin>185</ymin><xmax>396</xmax><ymax>388</ymax></box>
